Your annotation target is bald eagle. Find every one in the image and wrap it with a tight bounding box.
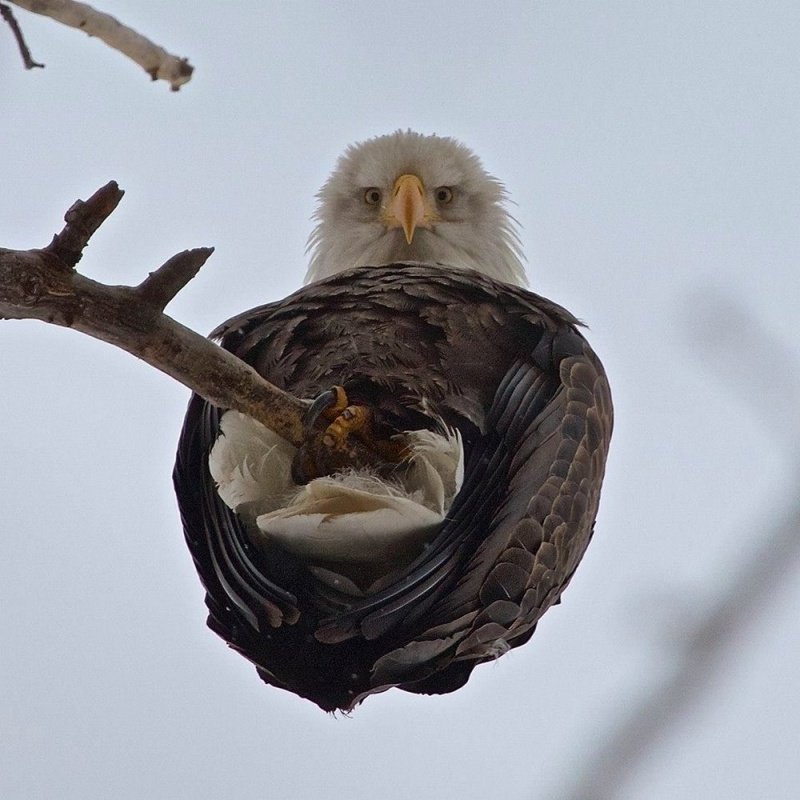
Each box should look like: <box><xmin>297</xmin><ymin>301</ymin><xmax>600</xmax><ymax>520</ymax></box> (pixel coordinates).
<box><xmin>174</xmin><ymin>131</ymin><xmax>612</xmax><ymax>711</ymax></box>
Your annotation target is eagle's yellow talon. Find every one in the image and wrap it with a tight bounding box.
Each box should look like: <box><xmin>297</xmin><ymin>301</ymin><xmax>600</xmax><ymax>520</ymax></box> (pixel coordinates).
<box><xmin>294</xmin><ymin>387</ymin><xmax>412</xmax><ymax>481</ymax></box>
<box><xmin>322</xmin><ymin>405</ymin><xmax>372</xmax><ymax>451</ymax></box>
<box><xmin>327</xmin><ymin>386</ymin><xmax>349</xmax><ymax>418</ymax></box>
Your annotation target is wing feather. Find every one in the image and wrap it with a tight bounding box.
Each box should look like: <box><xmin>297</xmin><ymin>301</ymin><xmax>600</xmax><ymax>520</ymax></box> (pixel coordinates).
<box><xmin>373</xmin><ymin>333</ymin><xmax>612</xmax><ymax>691</ymax></box>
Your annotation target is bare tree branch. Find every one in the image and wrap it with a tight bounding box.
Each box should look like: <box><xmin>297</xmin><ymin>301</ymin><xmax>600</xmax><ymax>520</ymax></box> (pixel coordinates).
<box><xmin>9</xmin><ymin>0</ymin><xmax>192</xmax><ymax>90</ymax></box>
<box><xmin>0</xmin><ymin>182</ymin><xmax>308</xmax><ymax>446</ymax></box>
<box><xmin>1</xmin><ymin>2</ymin><xmax>44</xmax><ymax>68</ymax></box>
<box><xmin>0</xmin><ymin>182</ymin><xmax>396</xmax><ymax>478</ymax></box>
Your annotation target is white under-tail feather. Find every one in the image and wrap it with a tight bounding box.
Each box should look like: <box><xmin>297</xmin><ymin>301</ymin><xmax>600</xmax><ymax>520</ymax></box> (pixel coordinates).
<box><xmin>209</xmin><ymin>412</ymin><xmax>463</xmax><ymax>580</ymax></box>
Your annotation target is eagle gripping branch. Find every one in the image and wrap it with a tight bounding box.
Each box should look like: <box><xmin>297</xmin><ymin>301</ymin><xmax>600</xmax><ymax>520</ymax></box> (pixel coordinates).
<box><xmin>0</xmin><ymin>182</ymin><xmax>386</xmax><ymax>469</ymax></box>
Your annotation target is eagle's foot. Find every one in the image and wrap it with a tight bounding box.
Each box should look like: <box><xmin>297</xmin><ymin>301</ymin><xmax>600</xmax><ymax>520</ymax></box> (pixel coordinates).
<box><xmin>291</xmin><ymin>386</ymin><xmax>409</xmax><ymax>483</ymax></box>
<box><xmin>304</xmin><ymin>385</ymin><xmax>350</xmax><ymax>426</ymax></box>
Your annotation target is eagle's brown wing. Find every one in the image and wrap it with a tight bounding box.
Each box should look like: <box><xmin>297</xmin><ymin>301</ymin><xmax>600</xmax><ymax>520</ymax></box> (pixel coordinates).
<box><xmin>173</xmin><ymin>264</ymin><xmax>612</xmax><ymax>710</ymax></box>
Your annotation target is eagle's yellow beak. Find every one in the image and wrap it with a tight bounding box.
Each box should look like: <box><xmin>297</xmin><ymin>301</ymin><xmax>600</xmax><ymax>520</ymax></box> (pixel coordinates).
<box><xmin>385</xmin><ymin>174</ymin><xmax>429</xmax><ymax>244</ymax></box>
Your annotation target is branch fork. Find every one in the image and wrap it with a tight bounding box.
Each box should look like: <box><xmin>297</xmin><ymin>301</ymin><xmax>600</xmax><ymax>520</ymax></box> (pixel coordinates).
<box><xmin>0</xmin><ymin>182</ymin><xmax>395</xmax><ymax>476</ymax></box>
<box><xmin>0</xmin><ymin>182</ymin><xmax>308</xmax><ymax>445</ymax></box>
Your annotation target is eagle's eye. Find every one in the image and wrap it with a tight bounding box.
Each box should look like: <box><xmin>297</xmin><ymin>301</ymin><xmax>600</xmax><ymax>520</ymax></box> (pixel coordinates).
<box><xmin>364</xmin><ymin>188</ymin><xmax>382</xmax><ymax>206</ymax></box>
<box><xmin>435</xmin><ymin>186</ymin><xmax>454</xmax><ymax>204</ymax></box>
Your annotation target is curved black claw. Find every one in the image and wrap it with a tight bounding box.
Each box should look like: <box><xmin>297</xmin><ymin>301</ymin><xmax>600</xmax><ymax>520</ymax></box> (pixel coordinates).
<box><xmin>303</xmin><ymin>385</ymin><xmax>347</xmax><ymax>432</ymax></box>
<box><xmin>292</xmin><ymin>386</ymin><xmax>350</xmax><ymax>485</ymax></box>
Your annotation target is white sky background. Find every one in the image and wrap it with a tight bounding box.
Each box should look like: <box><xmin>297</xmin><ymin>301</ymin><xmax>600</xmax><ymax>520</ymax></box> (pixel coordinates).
<box><xmin>1</xmin><ymin>2</ymin><xmax>799</xmax><ymax>798</ymax></box>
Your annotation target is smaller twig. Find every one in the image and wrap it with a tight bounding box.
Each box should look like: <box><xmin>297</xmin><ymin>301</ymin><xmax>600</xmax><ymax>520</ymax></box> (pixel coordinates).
<box><xmin>0</xmin><ymin>2</ymin><xmax>44</xmax><ymax>68</ymax></box>
<box><xmin>136</xmin><ymin>249</ymin><xmax>215</xmax><ymax>312</ymax></box>
<box><xmin>46</xmin><ymin>180</ymin><xmax>124</xmax><ymax>267</ymax></box>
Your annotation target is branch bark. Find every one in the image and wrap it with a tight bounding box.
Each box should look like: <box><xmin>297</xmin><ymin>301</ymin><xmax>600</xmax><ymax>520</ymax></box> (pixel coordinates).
<box><xmin>9</xmin><ymin>0</ymin><xmax>192</xmax><ymax>89</ymax></box>
<box><xmin>0</xmin><ymin>182</ymin><xmax>308</xmax><ymax>446</ymax></box>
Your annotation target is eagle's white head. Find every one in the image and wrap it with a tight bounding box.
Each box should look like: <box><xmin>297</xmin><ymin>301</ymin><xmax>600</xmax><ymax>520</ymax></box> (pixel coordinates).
<box><xmin>305</xmin><ymin>130</ymin><xmax>526</xmax><ymax>286</ymax></box>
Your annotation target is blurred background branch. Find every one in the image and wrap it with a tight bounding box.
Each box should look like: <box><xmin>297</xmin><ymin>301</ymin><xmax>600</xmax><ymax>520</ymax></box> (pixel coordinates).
<box><xmin>552</xmin><ymin>291</ymin><xmax>800</xmax><ymax>800</ymax></box>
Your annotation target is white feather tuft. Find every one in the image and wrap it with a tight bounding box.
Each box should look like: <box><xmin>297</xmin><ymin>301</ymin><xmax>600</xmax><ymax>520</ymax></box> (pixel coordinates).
<box><xmin>208</xmin><ymin>411</ymin><xmax>296</xmax><ymax>518</ymax></box>
<box><xmin>209</xmin><ymin>412</ymin><xmax>464</xmax><ymax>579</ymax></box>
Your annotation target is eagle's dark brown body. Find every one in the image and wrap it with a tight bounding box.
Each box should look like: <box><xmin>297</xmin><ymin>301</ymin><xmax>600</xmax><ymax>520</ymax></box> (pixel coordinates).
<box><xmin>174</xmin><ymin>264</ymin><xmax>612</xmax><ymax>710</ymax></box>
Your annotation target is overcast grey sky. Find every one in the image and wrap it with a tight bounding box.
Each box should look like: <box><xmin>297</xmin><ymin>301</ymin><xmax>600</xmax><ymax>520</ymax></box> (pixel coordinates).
<box><xmin>2</xmin><ymin>3</ymin><xmax>799</xmax><ymax>799</ymax></box>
